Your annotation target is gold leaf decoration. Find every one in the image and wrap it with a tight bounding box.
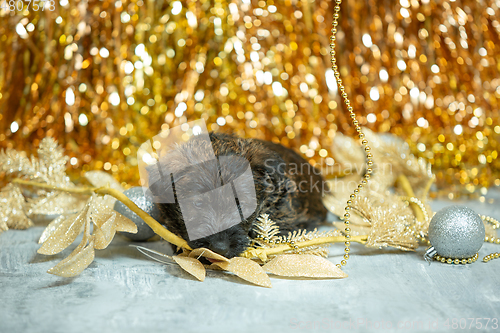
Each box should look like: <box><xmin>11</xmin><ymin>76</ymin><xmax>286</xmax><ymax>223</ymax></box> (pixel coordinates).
<box><xmin>262</xmin><ymin>254</ymin><xmax>348</xmax><ymax>279</ymax></box>
<box><xmin>40</xmin><ymin>193</ymin><xmax>137</xmax><ymax>277</ymax></box>
<box><xmin>328</xmin><ymin>193</ymin><xmax>420</xmax><ymax>251</ymax></box>
<box><xmin>0</xmin><ymin>137</ymin><xmax>73</xmax><ymax>187</ymax></box>
<box><xmin>36</xmin><ymin>137</ymin><xmax>72</xmax><ymax>186</ymax></box>
<box><xmin>355</xmin><ymin>195</ymin><xmax>422</xmax><ymax>251</ymax></box>
<box><xmin>114</xmin><ymin>214</ymin><xmax>139</xmax><ymax>234</ymax></box>
<box><xmin>38</xmin><ymin>213</ymin><xmax>72</xmax><ymax>244</ymax></box>
<box><xmin>364</xmin><ymin>128</ymin><xmax>433</xmax><ymax>197</ymax></box>
<box><xmin>27</xmin><ymin>191</ymin><xmax>86</xmax><ymax>218</ymax></box>
<box><xmin>329</xmin><ymin>128</ymin><xmax>433</xmax><ymax>197</ymax></box>
<box><xmin>0</xmin><ymin>144</ymin><xmax>124</xmax><ymax>238</ymax></box>
<box><xmin>0</xmin><ymin>137</ymin><xmax>87</xmax><ymax>225</ymax></box>
<box><xmin>47</xmin><ymin>206</ymin><xmax>95</xmax><ymax>277</ymax></box>
<box><xmin>88</xmin><ymin>194</ymin><xmax>137</xmax><ymax>250</ymax></box>
<box><xmin>47</xmin><ymin>238</ymin><xmax>96</xmax><ymax>278</ymax></box>
<box><xmin>214</xmin><ymin>257</ymin><xmax>272</xmax><ymax>288</ymax></box>
<box><xmin>37</xmin><ymin>203</ymin><xmax>89</xmax><ymax>255</ymax></box>
<box><xmin>188</xmin><ymin>248</ymin><xmax>229</xmax><ymax>262</ymax></box>
<box><xmin>84</xmin><ymin>170</ymin><xmax>125</xmax><ymax>191</ymax></box>
<box><xmin>88</xmin><ymin>193</ymin><xmax>137</xmax><ymax>235</ymax></box>
<box><xmin>91</xmin><ymin>211</ymin><xmax>136</xmax><ymax>250</ymax></box>
<box><xmin>0</xmin><ymin>184</ymin><xmax>33</xmax><ymax>232</ymax></box>
<box><xmin>252</xmin><ymin>214</ymin><xmax>342</xmax><ymax>260</ymax></box>
<box><xmin>84</xmin><ymin>171</ymin><xmax>126</xmax><ymax>207</ymax></box>
<box><xmin>252</xmin><ymin>214</ymin><xmax>280</xmax><ymax>240</ymax></box>
<box><xmin>324</xmin><ymin>128</ymin><xmax>433</xmax><ymax>251</ymax></box>
<box><xmin>93</xmin><ymin>213</ymin><xmax>119</xmax><ymax>250</ymax></box>
<box><xmin>172</xmin><ymin>256</ymin><xmax>206</xmax><ymax>281</ymax></box>
<box><xmin>329</xmin><ymin>132</ymin><xmax>365</xmax><ymax>175</ymax></box>
<box><xmin>0</xmin><ymin>148</ymin><xmax>34</xmax><ymax>177</ymax></box>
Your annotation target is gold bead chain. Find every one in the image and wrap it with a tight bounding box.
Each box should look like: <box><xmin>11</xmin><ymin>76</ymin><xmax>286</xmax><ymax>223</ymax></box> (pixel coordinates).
<box><xmin>330</xmin><ymin>0</ymin><xmax>373</xmax><ymax>268</ymax></box>
<box><xmin>483</xmin><ymin>253</ymin><xmax>500</xmax><ymax>262</ymax></box>
<box><xmin>481</xmin><ymin>215</ymin><xmax>500</xmax><ymax>262</ymax></box>
<box><xmin>399</xmin><ymin>196</ymin><xmax>431</xmax><ymax>223</ymax></box>
<box><xmin>434</xmin><ymin>253</ymin><xmax>478</xmax><ymax>265</ymax></box>
<box><xmin>329</xmin><ymin>2</ymin><xmax>497</xmax><ymax>268</ymax></box>
<box><xmin>399</xmin><ymin>196</ymin><xmax>431</xmax><ymax>244</ymax></box>
<box><xmin>482</xmin><ymin>215</ymin><xmax>500</xmax><ymax>245</ymax></box>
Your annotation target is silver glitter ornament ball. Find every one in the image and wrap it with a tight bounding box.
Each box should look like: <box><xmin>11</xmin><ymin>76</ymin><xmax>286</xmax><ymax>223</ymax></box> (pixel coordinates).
<box><xmin>114</xmin><ymin>187</ymin><xmax>161</xmax><ymax>241</ymax></box>
<box><xmin>428</xmin><ymin>205</ymin><xmax>485</xmax><ymax>259</ymax></box>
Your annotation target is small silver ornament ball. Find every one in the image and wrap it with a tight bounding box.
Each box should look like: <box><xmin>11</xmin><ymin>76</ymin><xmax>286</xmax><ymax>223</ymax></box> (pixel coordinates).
<box><xmin>428</xmin><ymin>205</ymin><xmax>485</xmax><ymax>259</ymax></box>
<box><xmin>114</xmin><ymin>187</ymin><xmax>161</xmax><ymax>241</ymax></box>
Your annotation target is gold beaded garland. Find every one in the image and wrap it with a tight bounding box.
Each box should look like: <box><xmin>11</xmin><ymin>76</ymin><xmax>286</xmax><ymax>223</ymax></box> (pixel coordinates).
<box><xmin>434</xmin><ymin>253</ymin><xmax>478</xmax><ymax>265</ymax></box>
<box><xmin>400</xmin><ymin>196</ymin><xmax>431</xmax><ymax>224</ymax></box>
<box><xmin>330</xmin><ymin>0</ymin><xmax>373</xmax><ymax>269</ymax></box>
<box><xmin>483</xmin><ymin>253</ymin><xmax>500</xmax><ymax>263</ymax></box>
<box><xmin>480</xmin><ymin>215</ymin><xmax>500</xmax><ymax>261</ymax></box>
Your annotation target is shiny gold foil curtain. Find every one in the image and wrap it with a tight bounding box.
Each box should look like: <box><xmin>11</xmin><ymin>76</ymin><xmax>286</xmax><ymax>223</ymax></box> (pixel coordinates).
<box><xmin>0</xmin><ymin>0</ymin><xmax>499</xmax><ymax>196</ymax></box>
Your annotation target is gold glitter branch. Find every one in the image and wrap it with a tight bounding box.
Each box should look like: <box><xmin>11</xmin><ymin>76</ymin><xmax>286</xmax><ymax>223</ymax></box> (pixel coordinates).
<box><xmin>13</xmin><ymin>177</ymin><xmax>365</xmax><ymax>262</ymax></box>
<box><xmin>11</xmin><ymin>178</ymin><xmax>191</xmax><ymax>251</ymax></box>
<box><xmin>241</xmin><ymin>235</ymin><xmax>367</xmax><ymax>261</ymax></box>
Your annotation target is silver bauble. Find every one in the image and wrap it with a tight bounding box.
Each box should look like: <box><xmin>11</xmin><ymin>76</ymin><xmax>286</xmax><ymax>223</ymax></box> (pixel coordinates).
<box><xmin>428</xmin><ymin>205</ymin><xmax>485</xmax><ymax>259</ymax></box>
<box><xmin>114</xmin><ymin>187</ymin><xmax>161</xmax><ymax>241</ymax></box>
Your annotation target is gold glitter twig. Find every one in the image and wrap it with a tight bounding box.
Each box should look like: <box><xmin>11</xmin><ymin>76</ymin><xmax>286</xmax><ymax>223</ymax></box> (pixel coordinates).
<box><xmin>12</xmin><ymin>178</ymin><xmax>366</xmax><ymax>259</ymax></box>
<box><xmin>11</xmin><ymin>178</ymin><xmax>191</xmax><ymax>251</ymax></box>
<box><xmin>240</xmin><ymin>235</ymin><xmax>368</xmax><ymax>260</ymax></box>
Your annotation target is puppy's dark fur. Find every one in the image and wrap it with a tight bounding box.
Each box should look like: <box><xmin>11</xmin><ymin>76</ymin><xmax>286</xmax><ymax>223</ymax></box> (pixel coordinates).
<box><xmin>150</xmin><ymin>132</ymin><xmax>328</xmax><ymax>258</ymax></box>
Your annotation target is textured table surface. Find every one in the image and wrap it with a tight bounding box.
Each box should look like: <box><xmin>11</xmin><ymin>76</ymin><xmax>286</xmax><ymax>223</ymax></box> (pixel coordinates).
<box><xmin>1</xmin><ymin>197</ymin><xmax>500</xmax><ymax>333</ymax></box>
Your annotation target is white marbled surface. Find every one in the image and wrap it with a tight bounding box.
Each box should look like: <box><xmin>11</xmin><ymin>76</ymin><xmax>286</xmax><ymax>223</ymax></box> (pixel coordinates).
<box><xmin>1</xmin><ymin>196</ymin><xmax>499</xmax><ymax>333</ymax></box>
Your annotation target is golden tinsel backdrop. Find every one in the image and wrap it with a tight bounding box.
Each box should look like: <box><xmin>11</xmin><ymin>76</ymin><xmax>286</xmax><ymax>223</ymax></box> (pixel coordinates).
<box><xmin>0</xmin><ymin>0</ymin><xmax>499</xmax><ymax>197</ymax></box>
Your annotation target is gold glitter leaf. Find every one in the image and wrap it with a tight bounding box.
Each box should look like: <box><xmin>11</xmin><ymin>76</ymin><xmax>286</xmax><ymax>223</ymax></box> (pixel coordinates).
<box><xmin>331</xmin><ymin>133</ymin><xmax>365</xmax><ymax>170</ymax></box>
<box><xmin>47</xmin><ymin>237</ymin><xmax>95</xmax><ymax>278</ymax></box>
<box><xmin>1</xmin><ymin>138</ymin><xmax>73</xmax><ymax>187</ymax></box>
<box><xmin>262</xmin><ymin>254</ymin><xmax>348</xmax><ymax>279</ymax></box>
<box><xmin>323</xmin><ymin>193</ymin><xmax>368</xmax><ymax>227</ymax></box>
<box><xmin>37</xmin><ymin>203</ymin><xmax>89</xmax><ymax>255</ymax></box>
<box><xmin>89</xmin><ymin>194</ymin><xmax>137</xmax><ymax>249</ymax></box>
<box><xmin>84</xmin><ymin>171</ymin><xmax>125</xmax><ymax>192</ymax></box>
<box><xmin>325</xmin><ymin>128</ymin><xmax>433</xmax><ymax>251</ymax></box>
<box><xmin>84</xmin><ymin>171</ymin><xmax>125</xmax><ymax>207</ymax></box>
<box><xmin>1</xmin><ymin>138</ymin><xmax>87</xmax><ymax>224</ymax></box>
<box><xmin>0</xmin><ymin>184</ymin><xmax>33</xmax><ymax>232</ymax></box>
<box><xmin>27</xmin><ymin>191</ymin><xmax>86</xmax><ymax>217</ymax></box>
<box><xmin>172</xmin><ymin>255</ymin><xmax>206</xmax><ymax>281</ymax></box>
<box><xmin>188</xmin><ymin>248</ymin><xmax>229</xmax><ymax>262</ymax></box>
<box><xmin>36</xmin><ymin>137</ymin><xmax>70</xmax><ymax>186</ymax></box>
<box><xmin>93</xmin><ymin>213</ymin><xmax>118</xmax><ymax>250</ymax></box>
<box><xmin>0</xmin><ymin>149</ymin><xmax>34</xmax><ymax>177</ymax></box>
<box><xmin>214</xmin><ymin>257</ymin><xmax>272</xmax><ymax>288</ymax></box>
<box><xmin>38</xmin><ymin>213</ymin><xmax>72</xmax><ymax>244</ymax></box>
<box><xmin>350</xmin><ymin>194</ymin><xmax>419</xmax><ymax>251</ymax></box>
<box><xmin>88</xmin><ymin>195</ymin><xmax>115</xmax><ymax>225</ymax></box>
<box><xmin>114</xmin><ymin>212</ymin><xmax>138</xmax><ymax>234</ymax></box>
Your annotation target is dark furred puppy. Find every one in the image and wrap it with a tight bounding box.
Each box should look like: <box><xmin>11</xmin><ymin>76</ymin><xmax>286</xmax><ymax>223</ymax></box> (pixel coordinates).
<box><xmin>151</xmin><ymin>132</ymin><xmax>328</xmax><ymax>258</ymax></box>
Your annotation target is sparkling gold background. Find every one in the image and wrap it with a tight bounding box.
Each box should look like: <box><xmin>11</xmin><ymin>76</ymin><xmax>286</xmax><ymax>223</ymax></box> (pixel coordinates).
<box><xmin>0</xmin><ymin>0</ymin><xmax>499</xmax><ymax>196</ymax></box>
